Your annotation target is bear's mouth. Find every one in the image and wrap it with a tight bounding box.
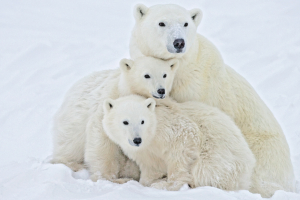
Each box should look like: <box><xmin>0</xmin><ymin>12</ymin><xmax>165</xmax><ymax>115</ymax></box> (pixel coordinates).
<box><xmin>167</xmin><ymin>48</ymin><xmax>184</xmax><ymax>54</ymax></box>
<box><xmin>152</xmin><ymin>94</ymin><xmax>165</xmax><ymax>99</ymax></box>
<box><xmin>167</xmin><ymin>46</ymin><xmax>186</xmax><ymax>54</ymax></box>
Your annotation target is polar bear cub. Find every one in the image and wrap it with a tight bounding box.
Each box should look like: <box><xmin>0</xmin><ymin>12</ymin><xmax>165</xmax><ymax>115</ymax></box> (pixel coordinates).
<box><xmin>52</xmin><ymin>56</ymin><xmax>178</xmax><ymax>183</ymax></box>
<box><xmin>102</xmin><ymin>95</ymin><xmax>256</xmax><ymax>191</ymax></box>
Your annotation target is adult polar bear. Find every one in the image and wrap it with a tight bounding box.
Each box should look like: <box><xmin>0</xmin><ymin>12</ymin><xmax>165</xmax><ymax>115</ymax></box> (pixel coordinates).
<box><xmin>130</xmin><ymin>4</ymin><xmax>295</xmax><ymax>197</ymax></box>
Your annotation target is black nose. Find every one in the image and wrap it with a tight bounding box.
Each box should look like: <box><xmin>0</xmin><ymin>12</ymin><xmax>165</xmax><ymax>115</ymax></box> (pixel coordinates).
<box><xmin>173</xmin><ymin>39</ymin><xmax>185</xmax><ymax>50</ymax></box>
<box><xmin>157</xmin><ymin>89</ymin><xmax>165</xmax><ymax>95</ymax></box>
<box><xmin>133</xmin><ymin>138</ymin><xmax>142</xmax><ymax>145</ymax></box>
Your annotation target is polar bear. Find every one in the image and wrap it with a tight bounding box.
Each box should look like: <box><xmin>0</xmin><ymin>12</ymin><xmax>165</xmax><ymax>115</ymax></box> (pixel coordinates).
<box><xmin>102</xmin><ymin>95</ymin><xmax>256</xmax><ymax>191</ymax></box>
<box><xmin>52</xmin><ymin>56</ymin><xmax>178</xmax><ymax>182</ymax></box>
<box><xmin>130</xmin><ymin>4</ymin><xmax>295</xmax><ymax>197</ymax></box>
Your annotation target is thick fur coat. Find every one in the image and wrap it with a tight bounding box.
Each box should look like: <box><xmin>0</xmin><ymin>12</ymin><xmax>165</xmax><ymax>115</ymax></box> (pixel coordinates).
<box><xmin>52</xmin><ymin>57</ymin><xmax>177</xmax><ymax>182</ymax></box>
<box><xmin>130</xmin><ymin>4</ymin><xmax>295</xmax><ymax>197</ymax></box>
<box><xmin>102</xmin><ymin>95</ymin><xmax>256</xmax><ymax>191</ymax></box>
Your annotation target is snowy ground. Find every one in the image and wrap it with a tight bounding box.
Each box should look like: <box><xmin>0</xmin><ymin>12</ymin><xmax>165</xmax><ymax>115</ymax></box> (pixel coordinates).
<box><xmin>0</xmin><ymin>0</ymin><xmax>299</xmax><ymax>199</ymax></box>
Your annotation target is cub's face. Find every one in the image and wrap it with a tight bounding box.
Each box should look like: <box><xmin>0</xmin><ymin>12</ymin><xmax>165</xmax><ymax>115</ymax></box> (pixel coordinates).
<box><xmin>120</xmin><ymin>56</ymin><xmax>178</xmax><ymax>99</ymax></box>
<box><xmin>133</xmin><ymin>4</ymin><xmax>202</xmax><ymax>58</ymax></box>
<box><xmin>102</xmin><ymin>96</ymin><xmax>157</xmax><ymax>149</ymax></box>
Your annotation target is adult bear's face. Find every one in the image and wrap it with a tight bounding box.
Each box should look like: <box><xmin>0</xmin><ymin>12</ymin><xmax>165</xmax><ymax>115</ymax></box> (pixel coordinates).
<box><xmin>133</xmin><ymin>4</ymin><xmax>202</xmax><ymax>58</ymax></box>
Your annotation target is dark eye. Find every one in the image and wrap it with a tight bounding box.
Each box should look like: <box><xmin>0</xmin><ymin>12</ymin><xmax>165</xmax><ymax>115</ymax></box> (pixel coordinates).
<box><xmin>163</xmin><ymin>74</ymin><xmax>167</xmax><ymax>78</ymax></box>
<box><xmin>123</xmin><ymin>121</ymin><xmax>129</xmax><ymax>125</ymax></box>
<box><xmin>184</xmin><ymin>23</ymin><xmax>188</xmax><ymax>27</ymax></box>
<box><xmin>141</xmin><ymin>120</ymin><xmax>144</xmax><ymax>124</ymax></box>
<box><xmin>144</xmin><ymin>74</ymin><xmax>150</xmax><ymax>79</ymax></box>
<box><xmin>159</xmin><ymin>22</ymin><xmax>165</xmax><ymax>27</ymax></box>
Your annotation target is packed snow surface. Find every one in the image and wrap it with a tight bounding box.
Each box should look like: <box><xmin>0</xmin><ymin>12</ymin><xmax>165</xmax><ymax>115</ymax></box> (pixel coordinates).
<box><xmin>0</xmin><ymin>0</ymin><xmax>299</xmax><ymax>199</ymax></box>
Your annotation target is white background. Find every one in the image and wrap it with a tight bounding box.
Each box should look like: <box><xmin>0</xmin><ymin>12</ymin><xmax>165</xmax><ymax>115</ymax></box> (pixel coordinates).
<box><xmin>0</xmin><ymin>0</ymin><xmax>299</xmax><ymax>199</ymax></box>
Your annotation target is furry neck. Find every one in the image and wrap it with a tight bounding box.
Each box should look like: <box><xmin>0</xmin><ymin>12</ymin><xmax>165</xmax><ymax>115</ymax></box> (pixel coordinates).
<box><xmin>118</xmin><ymin>72</ymin><xmax>133</xmax><ymax>97</ymax></box>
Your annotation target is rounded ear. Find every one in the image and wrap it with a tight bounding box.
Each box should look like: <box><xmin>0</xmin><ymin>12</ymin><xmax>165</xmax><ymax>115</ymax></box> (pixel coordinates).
<box><xmin>169</xmin><ymin>59</ymin><xmax>179</xmax><ymax>72</ymax></box>
<box><xmin>134</xmin><ymin>4</ymin><xmax>148</xmax><ymax>21</ymax></box>
<box><xmin>144</xmin><ymin>98</ymin><xmax>156</xmax><ymax>112</ymax></box>
<box><xmin>103</xmin><ymin>98</ymin><xmax>114</xmax><ymax>114</ymax></box>
<box><xmin>189</xmin><ymin>8</ymin><xmax>202</xmax><ymax>27</ymax></box>
<box><xmin>120</xmin><ymin>58</ymin><xmax>134</xmax><ymax>72</ymax></box>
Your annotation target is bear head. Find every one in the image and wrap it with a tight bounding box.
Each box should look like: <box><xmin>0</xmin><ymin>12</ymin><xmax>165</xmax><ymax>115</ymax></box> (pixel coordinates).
<box><xmin>102</xmin><ymin>95</ymin><xmax>157</xmax><ymax>149</ymax></box>
<box><xmin>131</xmin><ymin>4</ymin><xmax>202</xmax><ymax>59</ymax></box>
<box><xmin>119</xmin><ymin>56</ymin><xmax>178</xmax><ymax>99</ymax></box>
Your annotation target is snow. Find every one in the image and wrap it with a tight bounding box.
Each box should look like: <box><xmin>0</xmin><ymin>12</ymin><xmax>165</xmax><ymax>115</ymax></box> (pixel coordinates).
<box><xmin>0</xmin><ymin>0</ymin><xmax>299</xmax><ymax>199</ymax></box>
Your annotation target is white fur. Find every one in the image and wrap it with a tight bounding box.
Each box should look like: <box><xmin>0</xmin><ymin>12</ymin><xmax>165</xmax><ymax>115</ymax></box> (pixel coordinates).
<box><xmin>130</xmin><ymin>4</ymin><xmax>295</xmax><ymax>197</ymax></box>
<box><xmin>52</xmin><ymin>56</ymin><xmax>177</xmax><ymax>182</ymax></box>
<box><xmin>102</xmin><ymin>95</ymin><xmax>256</xmax><ymax>191</ymax></box>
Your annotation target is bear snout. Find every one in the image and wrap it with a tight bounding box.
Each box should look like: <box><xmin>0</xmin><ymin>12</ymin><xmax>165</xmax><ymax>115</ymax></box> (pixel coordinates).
<box><xmin>173</xmin><ymin>39</ymin><xmax>185</xmax><ymax>52</ymax></box>
<box><xmin>157</xmin><ymin>88</ymin><xmax>165</xmax><ymax>95</ymax></box>
<box><xmin>133</xmin><ymin>137</ymin><xmax>142</xmax><ymax>146</ymax></box>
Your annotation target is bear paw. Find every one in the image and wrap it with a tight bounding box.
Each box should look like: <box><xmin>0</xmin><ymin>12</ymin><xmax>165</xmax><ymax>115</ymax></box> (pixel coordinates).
<box><xmin>67</xmin><ymin>162</ymin><xmax>84</xmax><ymax>172</ymax></box>
<box><xmin>109</xmin><ymin>178</ymin><xmax>133</xmax><ymax>184</ymax></box>
<box><xmin>150</xmin><ymin>180</ymin><xmax>186</xmax><ymax>191</ymax></box>
<box><xmin>52</xmin><ymin>160</ymin><xmax>84</xmax><ymax>172</ymax></box>
<box><xmin>90</xmin><ymin>173</ymin><xmax>133</xmax><ymax>184</ymax></box>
